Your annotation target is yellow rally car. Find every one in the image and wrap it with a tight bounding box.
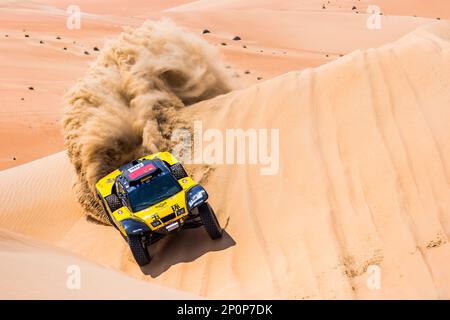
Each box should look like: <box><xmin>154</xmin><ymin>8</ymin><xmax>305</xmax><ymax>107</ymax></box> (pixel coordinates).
<box><xmin>96</xmin><ymin>152</ymin><xmax>222</xmax><ymax>266</ymax></box>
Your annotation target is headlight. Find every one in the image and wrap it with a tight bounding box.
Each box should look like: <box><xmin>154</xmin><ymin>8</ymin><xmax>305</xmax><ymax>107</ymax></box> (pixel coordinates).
<box><xmin>176</xmin><ymin>208</ymin><xmax>186</xmax><ymax>216</ymax></box>
<box><xmin>186</xmin><ymin>185</ymin><xmax>208</xmax><ymax>210</ymax></box>
<box><xmin>151</xmin><ymin>220</ymin><xmax>162</xmax><ymax>227</ymax></box>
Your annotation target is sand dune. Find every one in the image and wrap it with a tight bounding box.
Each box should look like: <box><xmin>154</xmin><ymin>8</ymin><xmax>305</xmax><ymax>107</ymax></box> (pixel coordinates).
<box><xmin>0</xmin><ymin>152</ymin><xmax>82</xmax><ymax>242</ymax></box>
<box><xmin>0</xmin><ymin>229</ymin><xmax>197</xmax><ymax>299</ymax></box>
<box><xmin>1</xmin><ymin>21</ymin><xmax>450</xmax><ymax>299</ymax></box>
<box><xmin>171</xmin><ymin>22</ymin><xmax>450</xmax><ymax>299</ymax></box>
<box><xmin>2</xmin><ymin>0</ymin><xmax>448</xmax><ymax>170</ymax></box>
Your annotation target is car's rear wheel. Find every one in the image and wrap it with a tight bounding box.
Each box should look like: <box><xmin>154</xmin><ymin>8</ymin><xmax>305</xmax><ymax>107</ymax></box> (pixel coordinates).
<box><xmin>97</xmin><ymin>194</ymin><xmax>119</xmax><ymax>230</ymax></box>
<box><xmin>128</xmin><ymin>235</ymin><xmax>151</xmax><ymax>266</ymax></box>
<box><xmin>198</xmin><ymin>203</ymin><xmax>223</xmax><ymax>239</ymax></box>
<box><xmin>105</xmin><ymin>211</ymin><xmax>119</xmax><ymax>230</ymax></box>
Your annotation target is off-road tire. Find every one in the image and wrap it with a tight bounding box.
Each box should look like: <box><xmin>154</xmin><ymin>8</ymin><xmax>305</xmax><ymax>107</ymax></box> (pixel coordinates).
<box><xmin>128</xmin><ymin>235</ymin><xmax>151</xmax><ymax>266</ymax></box>
<box><xmin>103</xmin><ymin>210</ymin><xmax>120</xmax><ymax>231</ymax></box>
<box><xmin>198</xmin><ymin>203</ymin><xmax>223</xmax><ymax>239</ymax></box>
<box><xmin>171</xmin><ymin>163</ymin><xmax>188</xmax><ymax>180</ymax></box>
<box><xmin>97</xmin><ymin>194</ymin><xmax>119</xmax><ymax>230</ymax></box>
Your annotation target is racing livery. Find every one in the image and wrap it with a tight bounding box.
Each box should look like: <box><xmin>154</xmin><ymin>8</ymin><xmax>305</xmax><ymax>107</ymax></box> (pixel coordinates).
<box><xmin>96</xmin><ymin>152</ymin><xmax>222</xmax><ymax>266</ymax></box>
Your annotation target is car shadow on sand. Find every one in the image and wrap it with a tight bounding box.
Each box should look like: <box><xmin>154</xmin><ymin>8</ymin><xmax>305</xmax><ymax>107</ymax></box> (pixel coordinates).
<box><xmin>140</xmin><ymin>228</ymin><xmax>236</xmax><ymax>277</ymax></box>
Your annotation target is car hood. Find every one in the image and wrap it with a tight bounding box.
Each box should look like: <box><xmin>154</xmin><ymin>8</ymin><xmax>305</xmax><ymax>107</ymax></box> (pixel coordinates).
<box><xmin>133</xmin><ymin>190</ymin><xmax>187</xmax><ymax>225</ymax></box>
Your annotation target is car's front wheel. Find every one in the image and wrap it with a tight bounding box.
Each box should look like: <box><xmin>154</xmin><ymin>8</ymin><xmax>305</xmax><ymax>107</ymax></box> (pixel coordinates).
<box><xmin>128</xmin><ymin>235</ymin><xmax>151</xmax><ymax>266</ymax></box>
<box><xmin>198</xmin><ymin>203</ymin><xmax>223</xmax><ymax>239</ymax></box>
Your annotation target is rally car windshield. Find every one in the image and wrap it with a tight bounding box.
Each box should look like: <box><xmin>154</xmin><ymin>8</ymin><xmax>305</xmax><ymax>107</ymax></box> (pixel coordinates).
<box><xmin>127</xmin><ymin>173</ymin><xmax>182</xmax><ymax>212</ymax></box>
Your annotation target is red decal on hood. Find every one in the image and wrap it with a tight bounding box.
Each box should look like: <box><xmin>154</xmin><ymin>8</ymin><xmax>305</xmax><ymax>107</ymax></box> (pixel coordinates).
<box><xmin>128</xmin><ymin>164</ymin><xmax>156</xmax><ymax>179</ymax></box>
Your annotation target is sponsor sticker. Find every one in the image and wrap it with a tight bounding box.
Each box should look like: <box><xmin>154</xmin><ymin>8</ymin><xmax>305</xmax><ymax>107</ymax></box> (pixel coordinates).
<box><xmin>128</xmin><ymin>163</ymin><xmax>156</xmax><ymax>179</ymax></box>
<box><xmin>128</xmin><ymin>163</ymin><xmax>144</xmax><ymax>173</ymax></box>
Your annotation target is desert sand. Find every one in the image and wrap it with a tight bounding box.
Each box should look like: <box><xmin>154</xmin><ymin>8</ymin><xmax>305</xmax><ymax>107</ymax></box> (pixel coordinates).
<box><xmin>0</xmin><ymin>229</ymin><xmax>198</xmax><ymax>299</ymax></box>
<box><xmin>1</xmin><ymin>1</ymin><xmax>450</xmax><ymax>299</ymax></box>
<box><xmin>2</xmin><ymin>0</ymin><xmax>448</xmax><ymax>170</ymax></box>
